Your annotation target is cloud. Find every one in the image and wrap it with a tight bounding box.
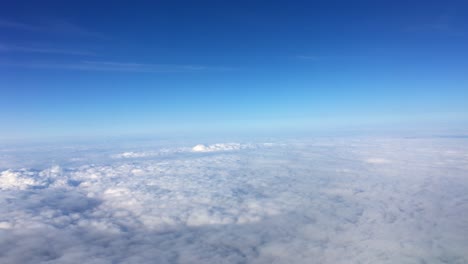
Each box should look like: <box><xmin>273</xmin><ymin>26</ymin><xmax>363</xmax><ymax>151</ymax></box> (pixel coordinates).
<box><xmin>295</xmin><ymin>55</ymin><xmax>321</xmax><ymax>60</ymax></box>
<box><xmin>405</xmin><ymin>14</ymin><xmax>465</xmax><ymax>37</ymax></box>
<box><xmin>0</xmin><ymin>169</ymin><xmax>40</xmax><ymax>190</ymax></box>
<box><xmin>0</xmin><ymin>60</ymin><xmax>230</xmax><ymax>73</ymax></box>
<box><xmin>0</xmin><ymin>19</ymin><xmax>106</xmax><ymax>39</ymax></box>
<box><xmin>0</xmin><ymin>20</ymin><xmax>43</xmax><ymax>31</ymax></box>
<box><xmin>112</xmin><ymin>151</ymin><xmax>158</xmax><ymax>159</ymax></box>
<box><xmin>191</xmin><ymin>143</ymin><xmax>252</xmax><ymax>152</ymax></box>
<box><xmin>111</xmin><ymin>142</ymin><xmax>270</xmax><ymax>158</ymax></box>
<box><xmin>364</xmin><ymin>158</ymin><xmax>391</xmax><ymax>164</ymax></box>
<box><xmin>294</xmin><ymin>55</ymin><xmax>361</xmax><ymax>62</ymax></box>
<box><xmin>0</xmin><ymin>44</ymin><xmax>95</xmax><ymax>56</ymax></box>
<box><xmin>0</xmin><ymin>138</ymin><xmax>467</xmax><ymax>263</ymax></box>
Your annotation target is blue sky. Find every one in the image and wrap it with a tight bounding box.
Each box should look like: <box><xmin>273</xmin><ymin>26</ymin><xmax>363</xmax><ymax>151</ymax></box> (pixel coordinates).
<box><xmin>1</xmin><ymin>0</ymin><xmax>468</xmax><ymax>140</ymax></box>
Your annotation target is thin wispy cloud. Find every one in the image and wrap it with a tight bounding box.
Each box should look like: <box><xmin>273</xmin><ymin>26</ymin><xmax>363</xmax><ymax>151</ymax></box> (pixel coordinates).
<box><xmin>296</xmin><ymin>55</ymin><xmax>321</xmax><ymax>60</ymax></box>
<box><xmin>406</xmin><ymin>23</ymin><xmax>465</xmax><ymax>36</ymax></box>
<box><xmin>0</xmin><ymin>60</ymin><xmax>231</xmax><ymax>73</ymax></box>
<box><xmin>0</xmin><ymin>44</ymin><xmax>95</xmax><ymax>56</ymax></box>
<box><xmin>405</xmin><ymin>14</ymin><xmax>465</xmax><ymax>36</ymax></box>
<box><xmin>0</xmin><ymin>19</ymin><xmax>107</xmax><ymax>39</ymax></box>
<box><xmin>0</xmin><ymin>20</ymin><xmax>40</xmax><ymax>31</ymax></box>
<box><xmin>295</xmin><ymin>55</ymin><xmax>361</xmax><ymax>61</ymax></box>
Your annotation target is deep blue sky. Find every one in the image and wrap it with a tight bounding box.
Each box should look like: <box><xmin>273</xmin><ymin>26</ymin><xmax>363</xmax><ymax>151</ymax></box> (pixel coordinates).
<box><xmin>1</xmin><ymin>0</ymin><xmax>468</xmax><ymax>140</ymax></box>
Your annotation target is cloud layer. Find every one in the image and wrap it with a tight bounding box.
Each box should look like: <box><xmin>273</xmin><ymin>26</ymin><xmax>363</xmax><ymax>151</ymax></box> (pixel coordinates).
<box><xmin>1</xmin><ymin>138</ymin><xmax>468</xmax><ymax>263</ymax></box>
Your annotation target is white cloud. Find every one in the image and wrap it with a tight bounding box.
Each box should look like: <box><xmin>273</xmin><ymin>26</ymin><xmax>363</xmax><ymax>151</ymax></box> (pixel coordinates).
<box><xmin>191</xmin><ymin>143</ymin><xmax>250</xmax><ymax>152</ymax></box>
<box><xmin>0</xmin><ymin>43</ymin><xmax>95</xmax><ymax>55</ymax></box>
<box><xmin>0</xmin><ymin>170</ymin><xmax>38</xmax><ymax>190</ymax></box>
<box><xmin>365</xmin><ymin>158</ymin><xmax>391</xmax><ymax>164</ymax></box>
<box><xmin>192</xmin><ymin>144</ymin><xmax>208</xmax><ymax>152</ymax></box>
<box><xmin>112</xmin><ymin>151</ymin><xmax>155</xmax><ymax>158</ymax></box>
<box><xmin>111</xmin><ymin>142</ymin><xmax>270</xmax><ymax>159</ymax></box>
<box><xmin>0</xmin><ymin>60</ymin><xmax>231</xmax><ymax>73</ymax></box>
<box><xmin>0</xmin><ymin>138</ymin><xmax>467</xmax><ymax>263</ymax></box>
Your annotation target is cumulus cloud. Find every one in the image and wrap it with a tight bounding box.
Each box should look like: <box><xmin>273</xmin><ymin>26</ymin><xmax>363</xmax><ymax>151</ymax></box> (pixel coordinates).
<box><xmin>191</xmin><ymin>143</ymin><xmax>251</xmax><ymax>152</ymax></box>
<box><xmin>111</xmin><ymin>151</ymin><xmax>157</xmax><ymax>158</ymax></box>
<box><xmin>111</xmin><ymin>142</ymin><xmax>269</xmax><ymax>159</ymax></box>
<box><xmin>1</xmin><ymin>138</ymin><xmax>468</xmax><ymax>263</ymax></box>
<box><xmin>0</xmin><ymin>169</ymin><xmax>39</xmax><ymax>190</ymax></box>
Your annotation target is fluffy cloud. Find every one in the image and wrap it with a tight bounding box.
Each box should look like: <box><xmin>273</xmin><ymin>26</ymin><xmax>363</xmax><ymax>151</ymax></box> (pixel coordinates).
<box><xmin>191</xmin><ymin>143</ymin><xmax>251</xmax><ymax>152</ymax></box>
<box><xmin>111</xmin><ymin>142</ymin><xmax>267</xmax><ymax>159</ymax></box>
<box><xmin>1</xmin><ymin>138</ymin><xmax>468</xmax><ymax>263</ymax></box>
<box><xmin>0</xmin><ymin>169</ymin><xmax>39</xmax><ymax>190</ymax></box>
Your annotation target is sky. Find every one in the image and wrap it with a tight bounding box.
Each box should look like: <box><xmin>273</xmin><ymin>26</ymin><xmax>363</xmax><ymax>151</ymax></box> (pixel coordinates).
<box><xmin>1</xmin><ymin>0</ymin><xmax>468</xmax><ymax>140</ymax></box>
<box><xmin>2</xmin><ymin>3</ymin><xmax>468</xmax><ymax>262</ymax></box>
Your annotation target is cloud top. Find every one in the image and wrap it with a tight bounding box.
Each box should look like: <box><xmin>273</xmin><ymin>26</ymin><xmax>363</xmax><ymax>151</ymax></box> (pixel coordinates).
<box><xmin>365</xmin><ymin>158</ymin><xmax>391</xmax><ymax>164</ymax></box>
<box><xmin>191</xmin><ymin>143</ymin><xmax>248</xmax><ymax>152</ymax></box>
<box><xmin>1</xmin><ymin>138</ymin><xmax>467</xmax><ymax>263</ymax></box>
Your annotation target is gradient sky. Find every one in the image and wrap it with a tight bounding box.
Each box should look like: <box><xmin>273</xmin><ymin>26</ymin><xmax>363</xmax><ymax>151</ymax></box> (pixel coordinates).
<box><xmin>1</xmin><ymin>0</ymin><xmax>468</xmax><ymax>140</ymax></box>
